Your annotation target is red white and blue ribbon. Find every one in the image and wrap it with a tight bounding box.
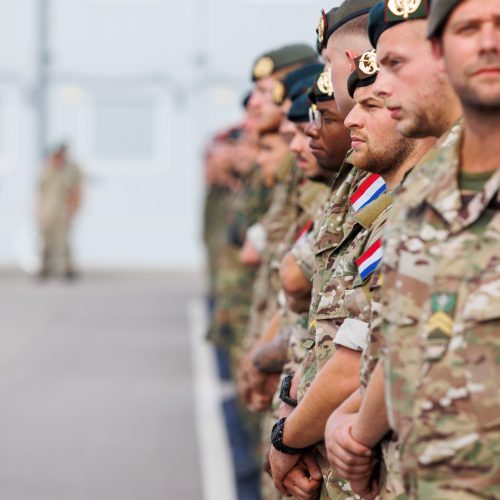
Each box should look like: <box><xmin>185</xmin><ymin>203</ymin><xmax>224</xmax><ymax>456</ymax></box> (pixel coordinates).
<box><xmin>356</xmin><ymin>239</ymin><xmax>383</xmax><ymax>280</ymax></box>
<box><xmin>350</xmin><ymin>173</ymin><xmax>386</xmax><ymax>212</ymax></box>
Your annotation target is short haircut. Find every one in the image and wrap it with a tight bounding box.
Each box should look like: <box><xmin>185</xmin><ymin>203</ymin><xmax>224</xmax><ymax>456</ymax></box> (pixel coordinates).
<box><xmin>332</xmin><ymin>13</ymin><xmax>370</xmax><ymax>40</ymax></box>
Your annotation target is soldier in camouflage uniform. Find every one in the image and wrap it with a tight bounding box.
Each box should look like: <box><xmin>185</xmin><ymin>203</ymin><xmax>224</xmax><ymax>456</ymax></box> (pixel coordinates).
<box><xmin>323</xmin><ymin>2</ymin><xmax>465</xmax><ymax>498</ymax></box>
<box><xmin>203</xmin><ymin>128</ymin><xmax>251</xmax><ymax>322</ymax></box>
<box><xmin>325</xmin><ymin>1</ymin><xmax>500</xmax><ymax>498</ymax></box>
<box><xmin>323</xmin><ymin>2</ymin><xmax>463</xmax><ymax>497</ymax></box>
<box><xmin>37</xmin><ymin>144</ymin><xmax>83</xmax><ymax>280</ymax></box>
<box><xmin>269</xmin><ymin>41</ymin><xmax>435</xmax><ymax>498</ymax></box>
<box><xmin>239</xmin><ymin>63</ymin><xmax>324</xmax><ymax>401</ymax></box>
<box><xmin>211</xmin><ymin>44</ymin><xmax>317</xmax><ymax>379</ymax></box>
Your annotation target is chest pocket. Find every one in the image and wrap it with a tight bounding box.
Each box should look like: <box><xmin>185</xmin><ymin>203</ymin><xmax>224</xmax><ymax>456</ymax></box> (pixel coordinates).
<box><xmin>315</xmin><ymin>272</ymin><xmax>357</xmax><ymax>322</ymax></box>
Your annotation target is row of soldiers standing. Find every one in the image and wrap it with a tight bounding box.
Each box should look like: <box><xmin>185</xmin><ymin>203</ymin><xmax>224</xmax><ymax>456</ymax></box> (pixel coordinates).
<box><xmin>203</xmin><ymin>0</ymin><xmax>500</xmax><ymax>499</ymax></box>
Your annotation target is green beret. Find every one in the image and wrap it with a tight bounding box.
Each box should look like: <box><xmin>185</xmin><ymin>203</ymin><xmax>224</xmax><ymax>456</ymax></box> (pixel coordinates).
<box><xmin>325</xmin><ymin>0</ymin><xmax>379</xmax><ymax>45</ymax></box>
<box><xmin>428</xmin><ymin>0</ymin><xmax>461</xmax><ymax>38</ymax></box>
<box><xmin>316</xmin><ymin>8</ymin><xmax>338</xmax><ymax>53</ymax></box>
<box><xmin>368</xmin><ymin>0</ymin><xmax>430</xmax><ymax>48</ymax></box>
<box><xmin>347</xmin><ymin>49</ymin><xmax>379</xmax><ymax>97</ymax></box>
<box><xmin>309</xmin><ymin>71</ymin><xmax>335</xmax><ymax>104</ymax></box>
<box><xmin>252</xmin><ymin>44</ymin><xmax>318</xmax><ymax>81</ymax></box>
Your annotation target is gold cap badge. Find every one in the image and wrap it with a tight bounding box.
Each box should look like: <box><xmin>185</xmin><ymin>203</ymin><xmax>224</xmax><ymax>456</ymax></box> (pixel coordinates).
<box><xmin>387</xmin><ymin>0</ymin><xmax>423</xmax><ymax>19</ymax></box>
<box><xmin>356</xmin><ymin>50</ymin><xmax>379</xmax><ymax>78</ymax></box>
<box><xmin>272</xmin><ymin>81</ymin><xmax>286</xmax><ymax>105</ymax></box>
<box><xmin>317</xmin><ymin>71</ymin><xmax>334</xmax><ymax>96</ymax></box>
<box><xmin>253</xmin><ymin>56</ymin><xmax>274</xmax><ymax>80</ymax></box>
<box><xmin>316</xmin><ymin>10</ymin><xmax>327</xmax><ymax>48</ymax></box>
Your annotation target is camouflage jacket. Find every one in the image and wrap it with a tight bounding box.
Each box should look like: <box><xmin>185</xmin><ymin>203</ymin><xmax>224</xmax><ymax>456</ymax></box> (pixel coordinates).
<box><xmin>244</xmin><ymin>173</ymin><xmax>330</xmax><ymax>352</ymax></box>
<box><xmin>298</xmin><ymin>166</ymin><xmax>392</xmax><ymax>399</ymax></box>
<box><xmin>378</xmin><ymin>122</ymin><xmax>500</xmax><ymax>498</ymax></box>
<box><xmin>294</xmin><ymin>165</ymin><xmax>393</xmax><ymax>500</ymax></box>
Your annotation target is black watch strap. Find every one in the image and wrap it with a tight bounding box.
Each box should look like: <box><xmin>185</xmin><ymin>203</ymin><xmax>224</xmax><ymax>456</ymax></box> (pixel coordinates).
<box><xmin>279</xmin><ymin>375</ymin><xmax>298</xmax><ymax>407</ymax></box>
<box><xmin>271</xmin><ymin>418</ymin><xmax>311</xmax><ymax>455</ymax></box>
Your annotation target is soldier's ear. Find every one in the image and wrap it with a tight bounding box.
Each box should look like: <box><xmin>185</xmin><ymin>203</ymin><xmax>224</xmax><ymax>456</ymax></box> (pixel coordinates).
<box><xmin>346</xmin><ymin>50</ymin><xmax>357</xmax><ymax>71</ymax></box>
<box><xmin>431</xmin><ymin>38</ymin><xmax>446</xmax><ymax>73</ymax></box>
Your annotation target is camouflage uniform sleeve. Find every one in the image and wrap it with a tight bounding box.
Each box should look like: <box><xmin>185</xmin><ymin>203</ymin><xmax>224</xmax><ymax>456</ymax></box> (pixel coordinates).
<box><xmin>290</xmin><ymin>231</ymin><xmax>315</xmax><ymax>282</ymax></box>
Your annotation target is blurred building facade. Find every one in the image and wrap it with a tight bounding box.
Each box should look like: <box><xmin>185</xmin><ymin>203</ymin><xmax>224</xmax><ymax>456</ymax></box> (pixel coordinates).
<box><xmin>0</xmin><ymin>0</ymin><xmax>338</xmax><ymax>271</ymax></box>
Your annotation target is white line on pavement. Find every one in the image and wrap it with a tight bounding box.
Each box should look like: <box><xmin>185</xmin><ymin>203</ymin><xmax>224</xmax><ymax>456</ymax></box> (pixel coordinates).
<box><xmin>188</xmin><ymin>299</ymin><xmax>236</xmax><ymax>500</ymax></box>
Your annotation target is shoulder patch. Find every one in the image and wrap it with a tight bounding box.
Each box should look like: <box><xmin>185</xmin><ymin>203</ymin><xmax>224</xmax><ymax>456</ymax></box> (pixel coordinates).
<box><xmin>356</xmin><ymin>238</ymin><xmax>383</xmax><ymax>280</ymax></box>
<box><xmin>350</xmin><ymin>173</ymin><xmax>387</xmax><ymax>212</ymax></box>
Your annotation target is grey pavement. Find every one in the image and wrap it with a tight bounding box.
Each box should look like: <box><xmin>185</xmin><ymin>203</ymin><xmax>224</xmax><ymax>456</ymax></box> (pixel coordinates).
<box><xmin>0</xmin><ymin>270</ymin><xmax>204</xmax><ymax>500</ymax></box>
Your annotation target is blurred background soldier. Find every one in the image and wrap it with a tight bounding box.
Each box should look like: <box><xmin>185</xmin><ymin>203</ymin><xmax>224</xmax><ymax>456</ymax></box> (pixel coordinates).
<box><xmin>36</xmin><ymin>144</ymin><xmax>83</xmax><ymax>280</ymax></box>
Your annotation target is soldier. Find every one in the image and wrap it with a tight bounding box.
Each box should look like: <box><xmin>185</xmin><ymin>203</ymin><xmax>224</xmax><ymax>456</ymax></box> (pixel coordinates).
<box><xmin>210</xmin><ymin>44</ymin><xmax>319</xmax><ymax>500</ymax></box>
<box><xmin>37</xmin><ymin>144</ymin><xmax>82</xmax><ymax>280</ymax></box>
<box><xmin>324</xmin><ymin>1</ymin><xmax>464</xmax><ymax>497</ymax></box>
<box><xmin>254</xmin><ymin>78</ymin><xmax>348</xmax><ymax>500</ymax></box>
<box><xmin>268</xmin><ymin>48</ymin><xmax>435</xmax><ymax>499</ymax></box>
<box><xmin>326</xmin><ymin>0</ymin><xmax>500</xmax><ymax>498</ymax></box>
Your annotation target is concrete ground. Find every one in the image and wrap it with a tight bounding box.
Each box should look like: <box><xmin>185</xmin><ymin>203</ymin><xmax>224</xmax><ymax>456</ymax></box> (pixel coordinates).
<box><xmin>0</xmin><ymin>270</ymin><xmax>210</xmax><ymax>500</ymax></box>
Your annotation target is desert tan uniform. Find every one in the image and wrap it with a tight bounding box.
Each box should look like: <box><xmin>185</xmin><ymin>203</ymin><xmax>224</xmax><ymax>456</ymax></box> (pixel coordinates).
<box><xmin>38</xmin><ymin>161</ymin><xmax>82</xmax><ymax>275</ymax></box>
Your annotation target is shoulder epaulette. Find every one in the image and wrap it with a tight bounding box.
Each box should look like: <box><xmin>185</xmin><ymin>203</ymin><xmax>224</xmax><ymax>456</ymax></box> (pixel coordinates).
<box><xmin>354</xmin><ymin>193</ymin><xmax>394</xmax><ymax>229</ymax></box>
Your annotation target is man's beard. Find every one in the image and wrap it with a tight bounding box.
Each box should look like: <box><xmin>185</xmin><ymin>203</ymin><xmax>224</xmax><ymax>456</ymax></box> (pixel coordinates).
<box><xmin>353</xmin><ymin>137</ymin><xmax>415</xmax><ymax>176</ymax></box>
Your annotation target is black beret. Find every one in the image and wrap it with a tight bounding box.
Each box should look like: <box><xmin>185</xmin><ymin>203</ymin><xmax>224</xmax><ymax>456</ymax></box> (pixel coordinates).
<box><xmin>347</xmin><ymin>49</ymin><xmax>379</xmax><ymax>98</ymax></box>
<box><xmin>316</xmin><ymin>8</ymin><xmax>338</xmax><ymax>53</ymax></box>
<box><xmin>368</xmin><ymin>0</ymin><xmax>431</xmax><ymax>48</ymax></box>
<box><xmin>324</xmin><ymin>0</ymin><xmax>379</xmax><ymax>46</ymax></box>
<box><xmin>309</xmin><ymin>71</ymin><xmax>335</xmax><ymax>104</ymax></box>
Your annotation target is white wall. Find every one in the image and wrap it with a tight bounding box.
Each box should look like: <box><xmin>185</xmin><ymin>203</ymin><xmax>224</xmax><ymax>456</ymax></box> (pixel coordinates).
<box><xmin>0</xmin><ymin>0</ymin><xmax>342</xmax><ymax>271</ymax></box>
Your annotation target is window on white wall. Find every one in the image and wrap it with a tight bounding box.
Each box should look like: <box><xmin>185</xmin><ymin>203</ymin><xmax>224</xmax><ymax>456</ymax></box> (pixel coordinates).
<box><xmin>94</xmin><ymin>97</ymin><xmax>155</xmax><ymax>162</ymax></box>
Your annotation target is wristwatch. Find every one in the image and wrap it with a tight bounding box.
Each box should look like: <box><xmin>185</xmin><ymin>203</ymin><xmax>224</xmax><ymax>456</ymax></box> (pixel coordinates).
<box><xmin>279</xmin><ymin>375</ymin><xmax>298</xmax><ymax>407</ymax></box>
<box><xmin>271</xmin><ymin>418</ymin><xmax>311</xmax><ymax>455</ymax></box>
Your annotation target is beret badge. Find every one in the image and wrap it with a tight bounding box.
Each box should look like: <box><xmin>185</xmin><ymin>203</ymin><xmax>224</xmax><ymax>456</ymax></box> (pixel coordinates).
<box><xmin>272</xmin><ymin>81</ymin><xmax>286</xmax><ymax>105</ymax></box>
<box><xmin>386</xmin><ymin>0</ymin><xmax>427</xmax><ymax>21</ymax></box>
<box><xmin>356</xmin><ymin>50</ymin><xmax>379</xmax><ymax>78</ymax></box>
<box><xmin>253</xmin><ymin>56</ymin><xmax>274</xmax><ymax>80</ymax></box>
<box><xmin>316</xmin><ymin>10</ymin><xmax>328</xmax><ymax>49</ymax></box>
<box><xmin>317</xmin><ymin>71</ymin><xmax>334</xmax><ymax>97</ymax></box>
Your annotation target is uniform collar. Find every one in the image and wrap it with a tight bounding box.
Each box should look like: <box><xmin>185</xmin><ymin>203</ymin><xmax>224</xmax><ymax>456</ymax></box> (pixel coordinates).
<box><xmin>401</xmin><ymin>120</ymin><xmax>500</xmax><ymax>230</ymax></box>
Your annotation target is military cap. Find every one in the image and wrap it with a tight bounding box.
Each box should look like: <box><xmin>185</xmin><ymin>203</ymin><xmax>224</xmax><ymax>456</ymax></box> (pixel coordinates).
<box><xmin>316</xmin><ymin>8</ymin><xmax>338</xmax><ymax>53</ymax></box>
<box><xmin>309</xmin><ymin>71</ymin><xmax>335</xmax><ymax>104</ymax></box>
<box><xmin>368</xmin><ymin>0</ymin><xmax>430</xmax><ymax>48</ymax></box>
<box><xmin>288</xmin><ymin>92</ymin><xmax>312</xmax><ymax>123</ymax></box>
<box><xmin>347</xmin><ymin>49</ymin><xmax>379</xmax><ymax>97</ymax></box>
<box><xmin>428</xmin><ymin>0</ymin><xmax>461</xmax><ymax>38</ymax></box>
<box><xmin>252</xmin><ymin>44</ymin><xmax>318</xmax><ymax>82</ymax></box>
<box><xmin>273</xmin><ymin>62</ymin><xmax>324</xmax><ymax>105</ymax></box>
<box><xmin>325</xmin><ymin>0</ymin><xmax>379</xmax><ymax>45</ymax></box>
<box><xmin>289</xmin><ymin>70</ymin><xmax>324</xmax><ymax>103</ymax></box>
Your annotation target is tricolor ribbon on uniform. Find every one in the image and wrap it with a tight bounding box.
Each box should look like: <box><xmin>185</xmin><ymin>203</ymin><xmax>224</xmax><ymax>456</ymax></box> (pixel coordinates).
<box><xmin>350</xmin><ymin>173</ymin><xmax>387</xmax><ymax>212</ymax></box>
<box><xmin>356</xmin><ymin>238</ymin><xmax>383</xmax><ymax>280</ymax></box>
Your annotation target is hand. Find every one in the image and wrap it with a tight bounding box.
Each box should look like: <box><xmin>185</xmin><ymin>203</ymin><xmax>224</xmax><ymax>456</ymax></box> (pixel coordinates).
<box><xmin>269</xmin><ymin>446</ymin><xmax>302</xmax><ymax>496</ymax></box>
<box><xmin>283</xmin><ymin>453</ymin><xmax>322</xmax><ymax>500</ymax></box>
<box><xmin>325</xmin><ymin>412</ymin><xmax>374</xmax><ymax>480</ymax></box>
<box><xmin>247</xmin><ymin>362</ymin><xmax>273</xmax><ymax>394</ymax></box>
<box><xmin>349</xmin><ymin>476</ymin><xmax>379</xmax><ymax>500</ymax></box>
<box><xmin>248</xmin><ymin>390</ymin><xmax>273</xmax><ymax>413</ymax></box>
